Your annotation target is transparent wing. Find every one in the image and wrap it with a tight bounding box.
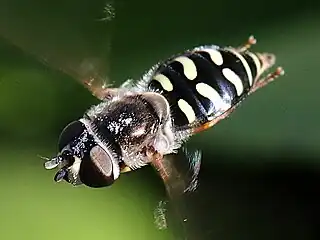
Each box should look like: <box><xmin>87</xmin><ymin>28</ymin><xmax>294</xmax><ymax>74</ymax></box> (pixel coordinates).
<box><xmin>151</xmin><ymin>146</ymin><xmax>202</xmax><ymax>239</ymax></box>
<box><xmin>0</xmin><ymin>0</ymin><xmax>116</xmax><ymax>94</ymax></box>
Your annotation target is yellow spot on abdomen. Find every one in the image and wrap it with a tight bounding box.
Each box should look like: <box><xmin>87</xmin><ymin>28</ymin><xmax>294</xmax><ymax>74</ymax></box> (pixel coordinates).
<box><xmin>204</xmin><ymin>48</ymin><xmax>223</xmax><ymax>66</ymax></box>
<box><xmin>177</xmin><ymin>99</ymin><xmax>196</xmax><ymax>123</ymax></box>
<box><xmin>153</xmin><ymin>74</ymin><xmax>173</xmax><ymax>91</ymax></box>
<box><xmin>222</xmin><ymin>68</ymin><xmax>244</xmax><ymax>96</ymax></box>
<box><xmin>196</xmin><ymin>82</ymin><xmax>231</xmax><ymax>112</ymax></box>
<box><xmin>174</xmin><ymin>56</ymin><xmax>197</xmax><ymax>80</ymax></box>
<box><xmin>226</xmin><ymin>48</ymin><xmax>253</xmax><ymax>86</ymax></box>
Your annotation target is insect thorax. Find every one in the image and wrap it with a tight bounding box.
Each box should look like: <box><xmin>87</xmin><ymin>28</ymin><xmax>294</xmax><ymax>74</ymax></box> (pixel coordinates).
<box><xmin>84</xmin><ymin>93</ymin><xmax>177</xmax><ymax>169</ymax></box>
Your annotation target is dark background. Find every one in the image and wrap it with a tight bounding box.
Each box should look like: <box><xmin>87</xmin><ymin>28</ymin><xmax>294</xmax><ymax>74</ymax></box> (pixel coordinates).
<box><xmin>0</xmin><ymin>0</ymin><xmax>319</xmax><ymax>239</ymax></box>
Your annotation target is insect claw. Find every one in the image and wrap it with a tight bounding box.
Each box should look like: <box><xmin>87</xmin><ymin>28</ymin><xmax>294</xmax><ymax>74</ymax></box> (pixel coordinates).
<box><xmin>238</xmin><ymin>35</ymin><xmax>257</xmax><ymax>52</ymax></box>
<box><xmin>248</xmin><ymin>35</ymin><xmax>257</xmax><ymax>45</ymax></box>
<box><xmin>276</xmin><ymin>66</ymin><xmax>285</xmax><ymax>76</ymax></box>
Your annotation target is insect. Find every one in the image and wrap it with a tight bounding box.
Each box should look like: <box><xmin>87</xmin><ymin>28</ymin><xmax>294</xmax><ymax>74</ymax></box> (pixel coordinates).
<box><xmin>42</xmin><ymin>35</ymin><xmax>284</xmax><ymax>193</ymax></box>
<box><xmin>0</xmin><ymin>2</ymin><xmax>284</xmax><ymax>234</ymax></box>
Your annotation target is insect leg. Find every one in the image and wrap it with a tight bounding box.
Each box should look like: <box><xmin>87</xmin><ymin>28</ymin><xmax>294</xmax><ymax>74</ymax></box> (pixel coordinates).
<box><xmin>146</xmin><ymin>147</ymin><xmax>168</xmax><ymax>183</ymax></box>
<box><xmin>237</xmin><ymin>35</ymin><xmax>257</xmax><ymax>52</ymax></box>
<box><xmin>84</xmin><ymin>78</ymin><xmax>119</xmax><ymax>100</ymax></box>
<box><xmin>249</xmin><ymin>66</ymin><xmax>284</xmax><ymax>94</ymax></box>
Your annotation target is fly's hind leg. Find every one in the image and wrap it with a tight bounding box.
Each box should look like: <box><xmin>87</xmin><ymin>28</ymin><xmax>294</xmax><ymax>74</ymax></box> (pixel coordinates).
<box><xmin>249</xmin><ymin>66</ymin><xmax>284</xmax><ymax>94</ymax></box>
<box><xmin>248</xmin><ymin>48</ymin><xmax>285</xmax><ymax>94</ymax></box>
<box><xmin>237</xmin><ymin>35</ymin><xmax>257</xmax><ymax>52</ymax></box>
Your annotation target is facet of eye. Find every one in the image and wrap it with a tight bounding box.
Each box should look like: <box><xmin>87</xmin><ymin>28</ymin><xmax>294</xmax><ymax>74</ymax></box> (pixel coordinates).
<box><xmin>58</xmin><ymin>121</ymin><xmax>86</xmax><ymax>152</ymax></box>
<box><xmin>79</xmin><ymin>145</ymin><xmax>116</xmax><ymax>188</ymax></box>
<box><xmin>90</xmin><ymin>145</ymin><xmax>113</xmax><ymax>177</ymax></box>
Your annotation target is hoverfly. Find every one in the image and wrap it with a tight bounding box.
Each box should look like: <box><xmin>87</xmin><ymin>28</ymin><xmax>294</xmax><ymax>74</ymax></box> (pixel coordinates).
<box><xmin>42</xmin><ymin>35</ymin><xmax>283</xmax><ymax>192</ymax></box>
<box><xmin>0</xmin><ymin>1</ymin><xmax>284</xmax><ymax>238</ymax></box>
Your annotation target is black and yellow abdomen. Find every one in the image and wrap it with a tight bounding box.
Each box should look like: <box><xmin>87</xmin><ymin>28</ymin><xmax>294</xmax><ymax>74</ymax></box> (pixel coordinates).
<box><xmin>148</xmin><ymin>45</ymin><xmax>262</xmax><ymax>129</ymax></box>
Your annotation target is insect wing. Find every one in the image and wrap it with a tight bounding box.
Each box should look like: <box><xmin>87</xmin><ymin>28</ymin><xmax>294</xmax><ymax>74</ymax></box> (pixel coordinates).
<box><xmin>151</xmin><ymin>147</ymin><xmax>202</xmax><ymax>238</ymax></box>
<box><xmin>0</xmin><ymin>0</ymin><xmax>115</xmax><ymax>93</ymax></box>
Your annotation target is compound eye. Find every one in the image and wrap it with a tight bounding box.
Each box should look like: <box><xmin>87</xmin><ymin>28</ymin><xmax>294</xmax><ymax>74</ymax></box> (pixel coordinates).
<box><xmin>79</xmin><ymin>145</ymin><xmax>117</xmax><ymax>188</ymax></box>
<box><xmin>58</xmin><ymin>121</ymin><xmax>86</xmax><ymax>152</ymax></box>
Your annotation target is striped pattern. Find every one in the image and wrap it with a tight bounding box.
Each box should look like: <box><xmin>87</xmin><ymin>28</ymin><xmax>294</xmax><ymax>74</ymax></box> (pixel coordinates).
<box><xmin>148</xmin><ymin>46</ymin><xmax>262</xmax><ymax>128</ymax></box>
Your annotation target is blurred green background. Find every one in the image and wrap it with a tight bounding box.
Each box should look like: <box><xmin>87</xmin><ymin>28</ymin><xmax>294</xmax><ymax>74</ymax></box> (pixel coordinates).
<box><xmin>0</xmin><ymin>0</ymin><xmax>319</xmax><ymax>239</ymax></box>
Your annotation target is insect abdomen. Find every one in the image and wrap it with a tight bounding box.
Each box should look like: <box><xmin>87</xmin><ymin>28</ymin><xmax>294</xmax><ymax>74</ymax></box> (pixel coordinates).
<box><xmin>148</xmin><ymin>46</ymin><xmax>260</xmax><ymax>128</ymax></box>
